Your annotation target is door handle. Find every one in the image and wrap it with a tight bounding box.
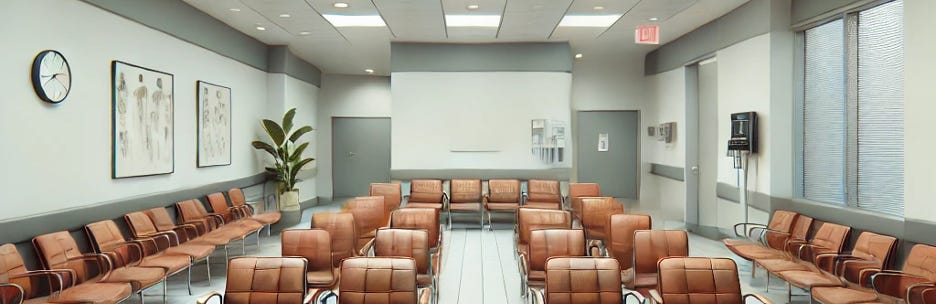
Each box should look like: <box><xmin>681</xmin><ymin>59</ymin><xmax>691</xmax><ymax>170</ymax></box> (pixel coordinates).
<box><xmin>348</xmin><ymin>152</ymin><xmax>356</xmax><ymax>158</ymax></box>
<box><xmin>690</xmin><ymin>166</ymin><xmax>699</xmax><ymax>175</ymax></box>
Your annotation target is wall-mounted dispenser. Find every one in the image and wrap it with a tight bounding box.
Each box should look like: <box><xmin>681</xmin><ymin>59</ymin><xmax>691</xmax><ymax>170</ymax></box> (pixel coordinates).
<box><xmin>727</xmin><ymin>112</ymin><xmax>757</xmax><ymax>168</ymax></box>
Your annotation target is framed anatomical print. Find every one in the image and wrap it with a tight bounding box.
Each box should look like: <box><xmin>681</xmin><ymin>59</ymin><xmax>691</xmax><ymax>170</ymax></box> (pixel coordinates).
<box><xmin>111</xmin><ymin>61</ymin><xmax>174</xmax><ymax>178</ymax></box>
<box><xmin>196</xmin><ymin>81</ymin><xmax>231</xmax><ymax>167</ymax></box>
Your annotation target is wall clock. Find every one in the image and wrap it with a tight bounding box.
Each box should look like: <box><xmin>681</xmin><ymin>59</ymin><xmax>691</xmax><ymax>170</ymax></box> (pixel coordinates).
<box><xmin>31</xmin><ymin>50</ymin><xmax>72</xmax><ymax>103</ymax></box>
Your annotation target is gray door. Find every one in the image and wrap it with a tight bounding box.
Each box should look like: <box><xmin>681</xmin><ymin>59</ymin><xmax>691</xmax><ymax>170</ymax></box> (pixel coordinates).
<box><xmin>697</xmin><ymin>60</ymin><xmax>719</xmax><ymax>227</ymax></box>
<box><xmin>576</xmin><ymin>111</ymin><xmax>640</xmax><ymax>198</ymax></box>
<box><xmin>332</xmin><ymin>117</ymin><xmax>391</xmax><ymax>198</ymax></box>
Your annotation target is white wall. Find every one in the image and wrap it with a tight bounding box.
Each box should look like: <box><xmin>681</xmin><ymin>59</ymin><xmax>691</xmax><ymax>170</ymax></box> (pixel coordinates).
<box><xmin>391</xmin><ymin>72</ymin><xmax>572</xmax><ymax>170</ymax></box>
<box><xmin>645</xmin><ymin>67</ymin><xmax>688</xmax><ymax>221</ymax></box>
<box><xmin>315</xmin><ymin>74</ymin><xmax>392</xmax><ymax>199</ymax></box>
<box><xmin>268</xmin><ymin>74</ymin><xmax>320</xmax><ymax>202</ymax></box>
<box><xmin>903</xmin><ymin>0</ymin><xmax>936</xmax><ymax>222</ymax></box>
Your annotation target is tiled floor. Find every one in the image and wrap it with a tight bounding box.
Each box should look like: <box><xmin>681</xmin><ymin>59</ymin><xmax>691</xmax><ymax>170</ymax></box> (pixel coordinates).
<box><xmin>137</xmin><ymin>200</ymin><xmax>811</xmax><ymax>303</ymax></box>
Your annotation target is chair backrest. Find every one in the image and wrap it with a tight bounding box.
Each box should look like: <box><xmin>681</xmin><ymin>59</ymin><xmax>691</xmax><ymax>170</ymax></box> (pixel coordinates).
<box><xmin>390</xmin><ymin>208</ymin><xmax>441</xmax><ymax>248</ymax></box>
<box><xmin>408</xmin><ymin>180</ymin><xmax>444</xmax><ymax>203</ymax></box>
<box><xmin>544</xmin><ymin>257</ymin><xmax>621</xmax><ymax>304</ymax></box>
<box><xmin>606</xmin><ymin>214</ymin><xmax>652</xmax><ymax>270</ymax></box>
<box><xmin>144</xmin><ymin>207</ymin><xmax>179</xmax><ymax>232</ymax></box>
<box><xmin>0</xmin><ymin>244</ymin><xmax>31</xmax><ymax>297</ymax></box>
<box><xmin>176</xmin><ymin>199</ymin><xmax>210</xmax><ymax>223</ymax></box>
<box><xmin>374</xmin><ymin>228</ymin><xmax>430</xmax><ymax>275</ymax></box>
<box><xmin>903</xmin><ymin>244</ymin><xmax>936</xmax><ymax>281</ymax></box>
<box><xmin>580</xmin><ymin>197</ymin><xmax>624</xmax><ymax>240</ymax></box>
<box><xmin>808</xmin><ymin>222</ymin><xmax>851</xmax><ymax>256</ymax></box>
<box><xmin>527</xmin><ymin>180</ymin><xmax>561</xmax><ymax>203</ymax></box>
<box><xmin>32</xmin><ymin>231</ymin><xmax>96</xmax><ymax>283</ymax></box>
<box><xmin>633</xmin><ymin>230</ymin><xmax>689</xmax><ymax>275</ymax></box>
<box><xmin>763</xmin><ymin>210</ymin><xmax>798</xmax><ymax>250</ymax></box>
<box><xmin>656</xmin><ymin>257</ymin><xmax>743</xmax><ymax>304</ymax></box>
<box><xmin>450</xmin><ymin>179</ymin><xmax>482</xmax><ymax>203</ymax></box>
<box><xmin>345</xmin><ymin>197</ymin><xmax>388</xmax><ymax>237</ymax></box>
<box><xmin>790</xmin><ymin>215</ymin><xmax>814</xmax><ymax>242</ymax></box>
<box><xmin>311</xmin><ymin>212</ymin><xmax>358</xmax><ymax>268</ymax></box>
<box><xmin>339</xmin><ymin>257</ymin><xmax>418</xmax><ymax>304</ymax></box>
<box><xmin>281</xmin><ymin>230</ymin><xmax>333</xmax><ymax>276</ymax></box>
<box><xmin>84</xmin><ymin>221</ymin><xmax>132</xmax><ymax>262</ymax></box>
<box><xmin>228</xmin><ymin>188</ymin><xmax>248</xmax><ymax>207</ymax></box>
<box><xmin>529</xmin><ymin>229</ymin><xmax>586</xmax><ymax>272</ymax></box>
<box><xmin>124</xmin><ymin>211</ymin><xmax>160</xmax><ymax>238</ymax></box>
<box><xmin>224</xmin><ymin>257</ymin><xmax>308</xmax><ymax>303</ymax></box>
<box><xmin>488</xmin><ymin>179</ymin><xmax>521</xmax><ymax>203</ymax></box>
<box><xmin>369</xmin><ymin>183</ymin><xmax>402</xmax><ymax>211</ymax></box>
<box><xmin>838</xmin><ymin>232</ymin><xmax>897</xmax><ymax>283</ymax></box>
<box><xmin>0</xmin><ymin>282</ymin><xmax>23</xmax><ymax>304</ymax></box>
<box><xmin>568</xmin><ymin>183</ymin><xmax>601</xmax><ymax>219</ymax></box>
<box><xmin>517</xmin><ymin>209</ymin><xmax>572</xmax><ymax>246</ymax></box>
<box><xmin>206</xmin><ymin>192</ymin><xmax>233</xmax><ymax>222</ymax></box>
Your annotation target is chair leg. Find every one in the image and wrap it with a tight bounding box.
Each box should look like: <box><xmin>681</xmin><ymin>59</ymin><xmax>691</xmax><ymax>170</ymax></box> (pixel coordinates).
<box><xmin>139</xmin><ymin>290</ymin><xmax>145</xmax><ymax>304</ymax></box>
<box><xmin>447</xmin><ymin>209</ymin><xmax>453</xmax><ymax>230</ymax></box>
<box><xmin>163</xmin><ymin>278</ymin><xmax>168</xmax><ymax>303</ymax></box>
<box><xmin>187</xmin><ymin>259</ymin><xmax>193</xmax><ymax>295</ymax></box>
<box><xmin>224</xmin><ymin>245</ymin><xmax>229</xmax><ymax>261</ymax></box>
<box><xmin>206</xmin><ymin>255</ymin><xmax>212</xmax><ymax>285</ymax></box>
<box><xmin>256</xmin><ymin>230</ymin><xmax>262</xmax><ymax>248</ymax></box>
<box><xmin>267</xmin><ymin>224</ymin><xmax>272</xmax><ymax>237</ymax></box>
<box><xmin>479</xmin><ymin>210</ymin><xmax>484</xmax><ymax>229</ymax></box>
<box><xmin>787</xmin><ymin>282</ymin><xmax>792</xmax><ymax>304</ymax></box>
<box><xmin>242</xmin><ymin>238</ymin><xmax>247</xmax><ymax>255</ymax></box>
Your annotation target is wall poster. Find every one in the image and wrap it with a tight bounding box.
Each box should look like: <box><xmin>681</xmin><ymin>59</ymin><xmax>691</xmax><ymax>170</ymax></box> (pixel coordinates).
<box><xmin>196</xmin><ymin>81</ymin><xmax>231</xmax><ymax>167</ymax></box>
<box><xmin>112</xmin><ymin>61</ymin><xmax>174</xmax><ymax>178</ymax></box>
<box><xmin>598</xmin><ymin>133</ymin><xmax>609</xmax><ymax>151</ymax></box>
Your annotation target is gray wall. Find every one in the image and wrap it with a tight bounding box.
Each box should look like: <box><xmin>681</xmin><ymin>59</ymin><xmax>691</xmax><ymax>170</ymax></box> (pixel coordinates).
<box><xmin>391</xmin><ymin>42</ymin><xmax>573</xmax><ymax>73</ymax></box>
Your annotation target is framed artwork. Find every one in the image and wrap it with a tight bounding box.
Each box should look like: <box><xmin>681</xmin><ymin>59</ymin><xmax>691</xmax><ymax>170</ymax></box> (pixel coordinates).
<box><xmin>111</xmin><ymin>61</ymin><xmax>174</xmax><ymax>178</ymax></box>
<box><xmin>196</xmin><ymin>81</ymin><xmax>232</xmax><ymax>167</ymax></box>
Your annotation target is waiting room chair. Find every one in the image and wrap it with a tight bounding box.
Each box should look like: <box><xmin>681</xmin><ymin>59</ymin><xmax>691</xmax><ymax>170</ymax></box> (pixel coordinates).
<box><xmin>812</xmin><ymin>244</ymin><xmax>936</xmax><ymax>304</ymax></box>
<box><xmin>605</xmin><ymin>214</ymin><xmax>652</xmax><ymax>279</ymax></box>
<box><xmin>515</xmin><ymin>208</ymin><xmax>572</xmax><ymax>261</ymax></box>
<box><xmin>755</xmin><ymin>221</ymin><xmax>851</xmax><ymax>301</ymax></box>
<box><xmin>229</xmin><ymin>187</ymin><xmax>281</xmax><ymax>236</ymax></box>
<box><xmin>723</xmin><ymin>210</ymin><xmax>799</xmax><ymax>260</ymax></box>
<box><xmin>529</xmin><ymin>257</ymin><xmax>621</xmax><ymax>304</ymax></box>
<box><xmin>0</xmin><ymin>243</ymin><xmax>133</xmax><ymax>304</ymax></box>
<box><xmin>343</xmin><ymin>196</ymin><xmax>390</xmax><ymax>253</ymax></box>
<box><xmin>280</xmin><ymin>229</ymin><xmax>338</xmax><ymax>303</ymax></box>
<box><xmin>523</xmin><ymin>179</ymin><xmax>563</xmax><ymax>210</ymax></box>
<box><xmin>579</xmin><ymin>197</ymin><xmax>624</xmax><ymax>253</ymax></box>
<box><xmin>739</xmin><ymin>215</ymin><xmax>814</xmax><ymax>278</ymax></box>
<box><xmin>647</xmin><ymin>257</ymin><xmax>771</xmax><ymax>304</ymax></box>
<box><xmin>195</xmin><ymin>257</ymin><xmax>313</xmax><ymax>304</ymax></box>
<box><xmin>373</xmin><ymin>228</ymin><xmax>437</xmax><ymax>304</ymax></box>
<box><xmin>311</xmin><ymin>212</ymin><xmax>364</xmax><ymax>268</ymax></box>
<box><xmin>447</xmin><ymin>179</ymin><xmax>484</xmax><ymax>228</ymax></box>
<box><xmin>484</xmin><ymin>179</ymin><xmax>522</xmax><ymax>231</ymax></box>
<box><xmin>144</xmin><ymin>206</ymin><xmax>238</xmax><ymax>260</ymax></box>
<box><xmin>568</xmin><ymin>183</ymin><xmax>601</xmax><ymax>221</ymax></box>
<box><xmin>85</xmin><ymin>220</ymin><xmax>193</xmax><ymax>297</ymax></box>
<box><xmin>33</xmin><ymin>231</ymin><xmax>165</xmax><ymax>304</ymax></box>
<box><xmin>404</xmin><ymin>179</ymin><xmax>446</xmax><ymax>211</ymax></box>
<box><xmin>624</xmin><ymin>230</ymin><xmax>689</xmax><ymax>298</ymax></box>
<box><xmin>391</xmin><ymin>208</ymin><xmax>444</xmax><ymax>254</ymax></box>
<box><xmin>521</xmin><ymin>229</ymin><xmax>586</xmax><ymax>298</ymax></box>
<box><xmin>327</xmin><ymin>257</ymin><xmax>430</xmax><ymax>304</ymax></box>
<box><xmin>786</xmin><ymin>231</ymin><xmax>897</xmax><ymax>303</ymax></box>
<box><xmin>124</xmin><ymin>211</ymin><xmax>214</xmax><ymax>282</ymax></box>
<box><xmin>176</xmin><ymin>199</ymin><xmax>261</xmax><ymax>254</ymax></box>
<box><xmin>369</xmin><ymin>183</ymin><xmax>403</xmax><ymax>212</ymax></box>
<box><xmin>206</xmin><ymin>193</ymin><xmax>265</xmax><ymax>237</ymax></box>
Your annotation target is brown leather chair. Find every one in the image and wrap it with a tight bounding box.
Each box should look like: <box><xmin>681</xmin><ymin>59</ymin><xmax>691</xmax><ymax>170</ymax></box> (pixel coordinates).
<box><xmin>176</xmin><ymin>199</ymin><xmax>261</xmax><ymax>254</ymax></box>
<box><xmin>0</xmin><ymin>282</ymin><xmax>24</xmax><ymax>304</ymax></box>
<box><xmin>515</xmin><ymin>209</ymin><xmax>572</xmax><ymax>260</ymax></box>
<box><xmin>195</xmin><ymin>257</ymin><xmax>312</xmax><ymax>304</ymax></box>
<box><xmin>228</xmin><ymin>187</ymin><xmax>281</xmax><ymax>236</ymax></box>
<box><xmin>521</xmin><ymin>229</ymin><xmax>586</xmax><ymax>298</ymax></box>
<box><xmin>568</xmin><ymin>183</ymin><xmax>601</xmax><ymax>221</ymax></box>
<box><xmin>405</xmin><ymin>179</ymin><xmax>445</xmax><ymax>211</ymax></box>
<box><xmin>648</xmin><ymin>257</ymin><xmax>771</xmax><ymax>304</ymax></box>
<box><xmin>280</xmin><ymin>229</ymin><xmax>338</xmax><ymax>296</ymax></box>
<box><xmin>32</xmin><ymin>231</ymin><xmax>165</xmax><ymax>303</ymax></box>
<box><xmin>373</xmin><ymin>228</ymin><xmax>436</xmax><ymax>303</ymax></box>
<box><xmin>84</xmin><ymin>220</ymin><xmax>192</xmax><ymax>298</ymax></box>
<box><xmin>391</xmin><ymin>208</ymin><xmax>443</xmax><ymax>251</ymax></box>
<box><xmin>625</xmin><ymin>230</ymin><xmax>689</xmax><ymax>297</ymax></box>
<box><xmin>143</xmin><ymin>206</ymin><xmax>238</xmax><ymax>258</ymax></box>
<box><xmin>756</xmin><ymin>221</ymin><xmax>851</xmax><ymax>301</ymax></box>
<box><xmin>605</xmin><ymin>214</ymin><xmax>652</xmax><ymax>274</ymax></box>
<box><xmin>530</xmin><ymin>257</ymin><xmax>621</xmax><ymax>304</ymax></box>
<box><xmin>813</xmin><ymin>244</ymin><xmax>936</xmax><ymax>304</ymax></box>
<box><xmin>311</xmin><ymin>212</ymin><xmax>363</xmax><ymax>268</ymax></box>
<box><xmin>448</xmin><ymin>179</ymin><xmax>483</xmax><ymax>228</ymax></box>
<box><xmin>333</xmin><ymin>257</ymin><xmax>430</xmax><ymax>304</ymax></box>
<box><xmin>523</xmin><ymin>180</ymin><xmax>563</xmax><ymax>210</ymax></box>
<box><xmin>484</xmin><ymin>179</ymin><xmax>522</xmax><ymax>231</ymax></box>
<box><xmin>735</xmin><ymin>214</ymin><xmax>814</xmax><ymax>269</ymax></box>
<box><xmin>0</xmin><ymin>243</ymin><xmax>133</xmax><ymax>304</ymax></box>
<box><xmin>343</xmin><ymin>196</ymin><xmax>390</xmax><ymax>252</ymax></box>
<box><xmin>370</xmin><ymin>183</ymin><xmax>403</xmax><ymax>212</ymax></box>
<box><xmin>206</xmin><ymin>193</ymin><xmax>266</xmax><ymax>235</ymax></box>
<box><xmin>723</xmin><ymin>210</ymin><xmax>798</xmax><ymax>260</ymax></box>
<box><xmin>124</xmin><ymin>211</ymin><xmax>214</xmax><ymax>282</ymax></box>
<box><xmin>580</xmin><ymin>197</ymin><xmax>624</xmax><ymax>250</ymax></box>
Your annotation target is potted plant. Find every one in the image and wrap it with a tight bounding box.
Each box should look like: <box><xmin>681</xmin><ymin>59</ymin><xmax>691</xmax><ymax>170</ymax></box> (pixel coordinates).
<box><xmin>252</xmin><ymin>108</ymin><xmax>314</xmax><ymax>211</ymax></box>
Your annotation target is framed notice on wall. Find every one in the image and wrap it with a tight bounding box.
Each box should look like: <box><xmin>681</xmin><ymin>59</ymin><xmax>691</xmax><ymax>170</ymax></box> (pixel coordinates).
<box><xmin>598</xmin><ymin>133</ymin><xmax>609</xmax><ymax>151</ymax></box>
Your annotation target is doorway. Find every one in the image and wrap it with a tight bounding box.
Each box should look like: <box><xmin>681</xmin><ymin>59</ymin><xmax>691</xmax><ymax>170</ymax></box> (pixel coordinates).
<box><xmin>575</xmin><ymin>111</ymin><xmax>640</xmax><ymax>199</ymax></box>
<box><xmin>331</xmin><ymin>117</ymin><xmax>391</xmax><ymax>198</ymax></box>
<box><xmin>686</xmin><ymin>58</ymin><xmax>719</xmax><ymax>230</ymax></box>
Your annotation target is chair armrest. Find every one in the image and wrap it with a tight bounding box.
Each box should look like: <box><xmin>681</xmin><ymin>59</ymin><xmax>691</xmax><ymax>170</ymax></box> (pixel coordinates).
<box><xmin>141</xmin><ymin>230</ymin><xmax>180</xmax><ymax>247</ymax></box>
<box><xmin>204</xmin><ymin>213</ymin><xmax>226</xmax><ymax>225</ymax></box>
<box><xmin>871</xmin><ymin>272</ymin><xmax>931</xmax><ymax>299</ymax></box>
<box><xmin>623</xmin><ymin>291</ymin><xmax>645</xmax><ymax>304</ymax></box>
<box><xmin>195</xmin><ymin>290</ymin><xmax>223</xmax><ymax>304</ymax></box>
<box><xmin>530</xmin><ymin>287</ymin><xmax>546</xmax><ymax>304</ymax></box>
<box><xmin>10</xmin><ymin>270</ymin><xmax>67</xmax><ymax>296</ymax></box>
<box><xmin>813</xmin><ymin>253</ymin><xmax>859</xmax><ymax>273</ymax></box>
<box><xmin>908</xmin><ymin>283</ymin><xmax>936</xmax><ymax>303</ymax></box>
<box><xmin>648</xmin><ymin>289</ymin><xmax>664</xmax><ymax>304</ymax></box>
<box><xmin>856</xmin><ymin>267</ymin><xmax>882</xmax><ymax>287</ymax></box>
<box><xmin>922</xmin><ymin>286</ymin><xmax>936</xmax><ymax>304</ymax></box>
<box><xmin>65</xmin><ymin>253</ymin><xmax>114</xmax><ymax>281</ymax></box>
<box><xmin>732</xmin><ymin>222</ymin><xmax>767</xmax><ymax>238</ymax></box>
<box><xmin>358</xmin><ymin>238</ymin><xmax>376</xmax><ymax>256</ymax></box>
<box><xmin>744</xmin><ymin>293</ymin><xmax>773</xmax><ymax>304</ymax></box>
<box><xmin>174</xmin><ymin>224</ymin><xmax>201</xmax><ymax>240</ymax></box>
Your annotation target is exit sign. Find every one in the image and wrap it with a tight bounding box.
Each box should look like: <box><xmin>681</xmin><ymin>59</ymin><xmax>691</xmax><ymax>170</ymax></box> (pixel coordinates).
<box><xmin>635</xmin><ymin>25</ymin><xmax>660</xmax><ymax>45</ymax></box>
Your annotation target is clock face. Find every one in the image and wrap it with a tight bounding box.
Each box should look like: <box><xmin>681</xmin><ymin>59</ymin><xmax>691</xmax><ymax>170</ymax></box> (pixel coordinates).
<box><xmin>31</xmin><ymin>50</ymin><xmax>71</xmax><ymax>103</ymax></box>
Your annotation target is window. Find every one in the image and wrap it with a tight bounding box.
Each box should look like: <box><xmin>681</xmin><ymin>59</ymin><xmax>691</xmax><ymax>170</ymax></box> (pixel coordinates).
<box><xmin>800</xmin><ymin>0</ymin><xmax>904</xmax><ymax>217</ymax></box>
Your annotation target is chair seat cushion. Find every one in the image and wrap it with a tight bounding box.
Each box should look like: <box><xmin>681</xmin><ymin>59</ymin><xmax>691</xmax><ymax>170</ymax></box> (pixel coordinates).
<box><xmin>417</xmin><ymin>273</ymin><xmax>433</xmax><ymax>286</ymax></box>
<box><xmin>811</xmin><ymin>286</ymin><xmax>878</xmax><ymax>304</ymax></box>
<box><xmin>731</xmin><ymin>244</ymin><xmax>786</xmax><ymax>260</ymax></box>
<box><xmin>165</xmin><ymin>244</ymin><xmax>214</xmax><ymax>260</ymax></box>
<box><xmin>528</xmin><ymin>270</ymin><xmax>546</xmax><ymax>285</ymax></box>
<box><xmin>140</xmin><ymin>254</ymin><xmax>191</xmax><ymax>274</ymax></box>
<box><xmin>307</xmin><ymin>269</ymin><xmax>337</xmax><ymax>287</ymax></box>
<box><xmin>449</xmin><ymin>203</ymin><xmax>481</xmax><ymax>211</ymax></box>
<box><xmin>522</xmin><ymin>202</ymin><xmax>561</xmax><ymax>210</ymax></box>
<box><xmin>758</xmin><ymin>258</ymin><xmax>813</xmax><ymax>274</ymax></box>
<box><xmin>405</xmin><ymin>203</ymin><xmax>443</xmax><ymax>210</ymax></box>
<box><xmin>409</xmin><ymin>192</ymin><xmax>444</xmax><ymax>204</ymax></box>
<box><xmin>621</xmin><ymin>269</ymin><xmax>657</xmax><ymax>289</ymax></box>
<box><xmin>99</xmin><ymin>266</ymin><xmax>166</xmax><ymax>290</ymax></box>
<box><xmin>52</xmin><ymin>282</ymin><xmax>133</xmax><ymax>304</ymax></box>
<box><xmin>229</xmin><ymin>219</ymin><xmax>264</xmax><ymax>232</ymax></box>
<box><xmin>250</xmin><ymin>212</ymin><xmax>281</xmax><ymax>225</ymax></box>
<box><xmin>487</xmin><ymin>203</ymin><xmax>520</xmax><ymax>211</ymax></box>
<box><xmin>779</xmin><ymin>270</ymin><xmax>844</xmax><ymax>289</ymax></box>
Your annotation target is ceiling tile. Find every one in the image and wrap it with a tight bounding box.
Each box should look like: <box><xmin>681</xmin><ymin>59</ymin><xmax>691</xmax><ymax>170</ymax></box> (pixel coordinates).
<box><xmin>498</xmin><ymin>0</ymin><xmax>570</xmax><ymax>40</ymax></box>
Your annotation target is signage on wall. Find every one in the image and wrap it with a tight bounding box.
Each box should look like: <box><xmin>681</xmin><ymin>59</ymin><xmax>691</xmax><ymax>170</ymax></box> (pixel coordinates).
<box><xmin>635</xmin><ymin>25</ymin><xmax>660</xmax><ymax>45</ymax></box>
<box><xmin>598</xmin><ymin>133</ymin><xmax>609</xmax><ymax>152</ymax></box>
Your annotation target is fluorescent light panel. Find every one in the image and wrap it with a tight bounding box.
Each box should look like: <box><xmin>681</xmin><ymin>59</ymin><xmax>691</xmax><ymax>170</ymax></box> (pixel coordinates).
<box><xmin>558</xmin><ymin>15</ymin><xmax>622</xmax><ymax>27</ymax></box>
<box><xmin>322</xmin><ymin>14</ymin><xmax>386</xmax><ymax>27</ymax></box>
<box><xmin>445</xmin><ymin>15</ymin><xmax>501</xmax><ymax>27</ymax></box>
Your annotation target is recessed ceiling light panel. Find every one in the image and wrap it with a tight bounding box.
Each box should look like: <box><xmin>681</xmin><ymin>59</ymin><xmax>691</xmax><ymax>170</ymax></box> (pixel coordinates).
<box><xmin>445</xmin><ymin>15</ymin><xmax>501</xmax><ymax>27</ymax></box>
<box><xmin>229</xmin><ymin>8</ymin><xmax>241</xmax><ymax>12</ymax></box>
<box><xmin>299</xmin><ymin>31</ymin><xmax>311</xmax><ymax>35</ymax></box>
<box><xmin>574</xmin><ymin>53</ymin><xmax>583</xmax><ymax>59</ymax></box>
<box><xmin>333</xmin><ymin>2</ymin><xmax>349</xmax><ymax>8</ymax></box>
<box><xmin>593</xmin><ymin>6</ymin><xmax>605</xmax><ymax>10</ymax></box>
<box><xmin>364</xmin><ymin>69</ymin><xmax>375</xmax><ymax>74</ymax></box>
<box><xmin>467</xmin><ymin>4</ymin><xmax>480</xmax><ymax>10</ymax></box>
<box><xmin>322</xmin><ymin>14</ymin><xmax>386</xmax><ymax>27</ymax></box>
<box><xmin>558</xmin><ymin>15</ymin><xmax>622</xmax><ymax>27</ymax></box>
<box><xmin>649</xmin><ymin>17</ymin><xmax>659</xmax><ymax>21</ymax></box>
<box><xmin>279</xmin><ymin>13</ymin><xmax>291</xmax><ymax>18</ymax></box>
<box><xmin>256</xmin><ymin>26</ymin><xmax>266</xmax><ymax>31</ymax></box>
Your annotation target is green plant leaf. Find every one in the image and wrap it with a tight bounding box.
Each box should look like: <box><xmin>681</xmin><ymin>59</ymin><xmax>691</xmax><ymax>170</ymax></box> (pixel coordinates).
<box><xmin>288</xmin><ymin>158</ymin><xmax>314</xmax><ymax>187</ymax></box>
<box><xmin>251</xmin><ymin>141</ymin><xmax>277</xmax><ymax>157</ymax></box>
<box><xmin>261</xmin><ymin>119</ymin><xmax>286</xmax><ymax>146</ymax></box>
<box><xmin>282</xmin><ymin>108</ymin><xmax>296</xmax><ymax>134</ymax></box>
<box><xmin>290</xmin><ymin>142</ymin><xmax>309</xmax><ymax>162</ymax></box>
<box><xmin>289</xmin><ymin>126</ymin><xmax>313</xmax><ymax>143</ymax></box>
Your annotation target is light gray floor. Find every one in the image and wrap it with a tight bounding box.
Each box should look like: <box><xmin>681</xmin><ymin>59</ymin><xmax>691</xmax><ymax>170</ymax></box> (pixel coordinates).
<box><xmin>139</xmin><ymin>200</ymin><xmax>809</xmax><ymax>303</ymax></box>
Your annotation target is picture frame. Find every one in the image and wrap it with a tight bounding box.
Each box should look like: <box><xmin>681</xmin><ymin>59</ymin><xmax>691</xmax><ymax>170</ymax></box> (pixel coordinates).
<box><xmin>196</xmin><ymin>81</ymin><xmax>232</xmax><ymax>167</ymax></box>
<box><xmin>111</xmin><ymin>61</ymin><xmax>174</xmax><ymax>178</ymax></box>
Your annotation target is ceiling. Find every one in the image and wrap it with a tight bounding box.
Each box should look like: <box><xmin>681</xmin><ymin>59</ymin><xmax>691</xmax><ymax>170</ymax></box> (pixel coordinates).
<box><xmin>183</xmin><ymin>0</ymin><xmax>749</xmax><ymax>75</ymax></box>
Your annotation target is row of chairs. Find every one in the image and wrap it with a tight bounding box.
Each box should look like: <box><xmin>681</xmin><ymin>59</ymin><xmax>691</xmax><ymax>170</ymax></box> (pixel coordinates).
<box><xmin>724</xmin><ymin>210</ymin><xmax>936</xmax><ymax>304</ymax></box>
<box><xmin>0</xmin><ymin>188</ymin><xmax>281</xmax><ymax>304</ymax></box>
